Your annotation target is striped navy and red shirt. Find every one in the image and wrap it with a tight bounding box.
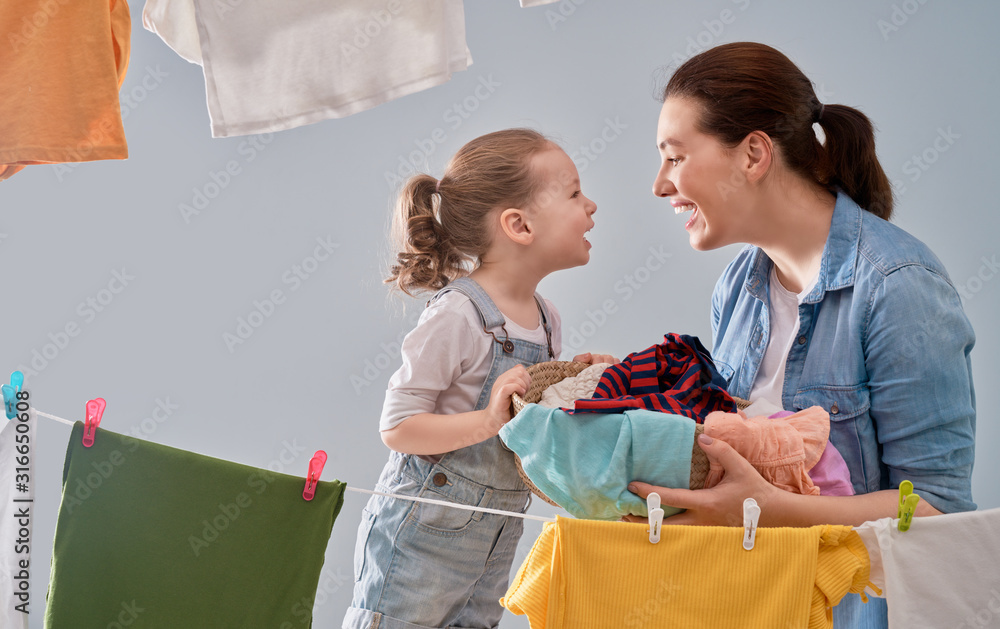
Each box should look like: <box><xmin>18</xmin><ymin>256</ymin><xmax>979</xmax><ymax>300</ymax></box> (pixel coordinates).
<box><xmin>570</xmin><ymin>333</ymin><xmax>736</xmax><ymax>422</ymax></box>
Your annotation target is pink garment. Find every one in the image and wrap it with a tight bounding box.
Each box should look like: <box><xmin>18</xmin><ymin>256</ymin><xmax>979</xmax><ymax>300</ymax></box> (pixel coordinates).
<box><xmin>769</xmin><ymin>410</ymin><xmax>855</xmax><ymax>496</ymax></box>
<box><xmin>809</xmin><ymin>440</ymin><xmax>855</xmax><ymax>496</ymax></box>
<box><xmin>704</xmin><ymin>406</ymin><xmax>830</xmax><ymax>496</ymax></box>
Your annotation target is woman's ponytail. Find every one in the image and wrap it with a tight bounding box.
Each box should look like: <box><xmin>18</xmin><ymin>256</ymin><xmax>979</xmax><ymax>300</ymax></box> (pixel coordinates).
<box><xmin>816</xmin><ymin>105</ymin><xmax>894</xmax><ymax>220</ymax></box>
<box><xmin>663</xmin><ymin>42</ymin><xmax>894</xmax><ymax>220</ymax></box>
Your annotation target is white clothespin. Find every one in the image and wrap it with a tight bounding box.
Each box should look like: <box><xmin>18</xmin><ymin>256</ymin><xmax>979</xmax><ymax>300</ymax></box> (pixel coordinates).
<box><xmin>647</xmin><ymin>493</ymin><xmax>664</xmax><ymax>544</ymax></box>
<box><xmin>742</xmin><ymin>498</ymin><xmax>761</xmax><ymax>551</ymax></box>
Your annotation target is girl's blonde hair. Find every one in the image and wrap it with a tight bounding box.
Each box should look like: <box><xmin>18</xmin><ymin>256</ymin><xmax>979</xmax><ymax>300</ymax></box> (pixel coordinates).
<box><xmin>385</xmin><ymin>128</ymin><xmax>554</xmax><ymax>296</ymax></box>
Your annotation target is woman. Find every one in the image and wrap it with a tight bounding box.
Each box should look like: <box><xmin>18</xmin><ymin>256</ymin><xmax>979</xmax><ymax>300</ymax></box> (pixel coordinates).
<box><xmin>633</xmin><ymin>42</ymin><xmax>976</xmax><ymax>627</ymax></box>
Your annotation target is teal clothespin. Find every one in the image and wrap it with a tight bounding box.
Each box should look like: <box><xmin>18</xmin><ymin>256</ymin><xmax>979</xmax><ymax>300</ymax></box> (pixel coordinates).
<box><xmin>897</xmin><ymin>480</ymin><xmax>920</xmax><ymax>532</ymax></box>
<box><xmin>2</xmin><ymin>371</ymin><xmax>24</xmax><ymax>420</ymax></box>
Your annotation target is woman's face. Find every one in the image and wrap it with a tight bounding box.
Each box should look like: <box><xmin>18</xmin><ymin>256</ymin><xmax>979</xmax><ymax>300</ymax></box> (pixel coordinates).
<box><xmin>652</xmin><ymin>97</ymin><xmax>748</xmax><ymax>251</ymax></box>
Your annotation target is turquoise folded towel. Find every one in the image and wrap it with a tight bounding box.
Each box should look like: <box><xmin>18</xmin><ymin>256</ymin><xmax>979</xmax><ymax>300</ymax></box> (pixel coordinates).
<box><xmin>500</xmin><ymin>405</ymin><xmax>694</xmax><ymax>520</ymax></box>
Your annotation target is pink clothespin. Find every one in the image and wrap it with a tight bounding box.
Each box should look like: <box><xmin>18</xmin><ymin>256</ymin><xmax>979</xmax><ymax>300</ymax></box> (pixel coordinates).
<box><xmin>82</xmin><ymin>398</ymin><xmax>106</xmax><ymax>447</ymax></box>
<box><xmin>302</xmin><ymin>450</ymin><xmax>327</xmax><ymax>501</ymax></box>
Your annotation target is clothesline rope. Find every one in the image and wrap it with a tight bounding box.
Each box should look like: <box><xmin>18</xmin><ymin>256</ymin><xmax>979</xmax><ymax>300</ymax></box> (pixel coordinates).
<box><xmin>27</xmin><ymin>407</ymin><xmax>556</xmax><ymax>523</ymax></box>
<box><xmin>345</xmin><ymin>487</ymin><xmax>554</xmax><ymax>523</ymax></box>
<box><xmin>33</xmin><ymin>409</ymin><xmax>76</xmax><ymax>426</ymax></box>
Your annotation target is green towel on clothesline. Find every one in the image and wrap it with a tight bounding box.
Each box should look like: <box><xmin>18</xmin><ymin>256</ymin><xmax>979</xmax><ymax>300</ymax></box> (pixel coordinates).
<box><xmin>45</xmin><ymin>422</ymin><xmax>345</xmax><ymax>628</ymax></box>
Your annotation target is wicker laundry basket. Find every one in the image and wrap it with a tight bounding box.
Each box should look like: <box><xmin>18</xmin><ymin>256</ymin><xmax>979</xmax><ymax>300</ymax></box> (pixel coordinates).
<box><xmin>507</xmin><ymin>360</ymin><xmax>751</xmax><ymax>507</ymax></box>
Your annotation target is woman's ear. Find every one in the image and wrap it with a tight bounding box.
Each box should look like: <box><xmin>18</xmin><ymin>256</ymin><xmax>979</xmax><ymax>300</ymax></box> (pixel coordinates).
<box><xmin>743</xmin><ymin>130</ymin><xmax>773</xmax><ymax>184</ymax></box>
<box><xmin>499</xmin><ymin>207</ymin><xmax>533</xmax><ymax>245</ymax></box>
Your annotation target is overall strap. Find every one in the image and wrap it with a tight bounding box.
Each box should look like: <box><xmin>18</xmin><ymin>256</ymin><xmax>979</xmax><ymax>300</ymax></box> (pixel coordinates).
<box><xmin>430</xmin><ymin>276</ymin><xmax>506</xmax><ymax>331</ymax></box>
<box><xmin>432</xmin><ymin>277</ymin><xmax>554</xmax><ymax>358</ymax></box>
<box><xmin>533</xmin><ymin>292</ymin><xmax>555</xmax><ymax>359</ymax></box>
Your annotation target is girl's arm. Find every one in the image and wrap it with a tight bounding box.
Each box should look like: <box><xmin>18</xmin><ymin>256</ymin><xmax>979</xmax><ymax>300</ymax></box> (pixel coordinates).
<box><xmin>627</xmin><ymin>434</ymin><xmax>942</xmax><ymax>528</ymax></box>
<box><xmin>382</xmin><ymin>365</ymin><xmax>530</xmax><ymax>455</ymax></box>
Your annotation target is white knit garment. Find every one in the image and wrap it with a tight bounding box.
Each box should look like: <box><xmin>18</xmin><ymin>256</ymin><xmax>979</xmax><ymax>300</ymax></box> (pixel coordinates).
<box><xmin>538</xmin><ymin>363</ymin><xmax>611</xmax><ymax>408</ymax></box>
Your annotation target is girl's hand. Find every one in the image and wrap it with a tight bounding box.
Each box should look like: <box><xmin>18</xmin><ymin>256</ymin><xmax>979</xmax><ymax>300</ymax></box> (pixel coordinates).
<box><xmin>572</xmin><ymin>352</ymin><xmax>620</xmax><ymax>365</ymax></box>
<box><xmin>623</xmin><ymin>434</ymin><xmax>779</xmax><ymax>526</ymax></box>
<box><xmin>484</xmin><ymin>365</ymin><xmax>531</xmax><ymax>431</ymax></box>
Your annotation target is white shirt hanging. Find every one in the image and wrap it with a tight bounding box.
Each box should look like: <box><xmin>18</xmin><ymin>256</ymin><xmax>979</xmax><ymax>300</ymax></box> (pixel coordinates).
<box><xmin>854</xmin><ymin>508</ymin><xmax>1000</xmax><ymax>627</ymax></box>
<box><xmin>143</xmin><ymin>0</ymin><xmax>471</xmax><ymax>137</ymax></box>
<box><xmin>0</xmin><ymin>410</ymin><xmax>35</xmax><ymax>629</ymax></box>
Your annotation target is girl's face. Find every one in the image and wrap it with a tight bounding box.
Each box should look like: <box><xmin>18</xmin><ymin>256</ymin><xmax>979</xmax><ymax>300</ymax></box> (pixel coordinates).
<box><xmin>652</xmin><ymin>97</ymin><xmax>748</xmax><ymax>251</ymax></box>
<box><xmin>529</xmin><ymin>148</ymin><xmax>597</xmax><ymax>271</ymax></box>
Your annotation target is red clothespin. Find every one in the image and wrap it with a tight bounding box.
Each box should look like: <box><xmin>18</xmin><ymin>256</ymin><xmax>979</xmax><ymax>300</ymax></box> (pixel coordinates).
<box><xmin>82</xmin><ymin>398</ymin><xmax>106</xmax><ymax>447</ymax></box>
<box><xmin>302</xmin><ymin>450</ymin><xmax>327</xmax><ymax>501</ymax></box>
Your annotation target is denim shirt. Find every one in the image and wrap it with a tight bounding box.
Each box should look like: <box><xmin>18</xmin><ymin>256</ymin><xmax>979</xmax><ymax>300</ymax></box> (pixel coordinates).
<box><xmin>710</xmin><ymin>192</ymin><xmax>976</xmax><ymax>513</ymax></box>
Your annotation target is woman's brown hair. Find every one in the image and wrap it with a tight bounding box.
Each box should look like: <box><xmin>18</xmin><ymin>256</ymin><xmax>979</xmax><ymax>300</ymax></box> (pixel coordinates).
<box><xmin>385</xmin><ymin>128</ymin><xmax>554</xmax><ymax>296</ymax></box>
<box><xmin>663</xmin><ymin>42</ymin><xmax>894</xmax><ymax>220</ymax></box>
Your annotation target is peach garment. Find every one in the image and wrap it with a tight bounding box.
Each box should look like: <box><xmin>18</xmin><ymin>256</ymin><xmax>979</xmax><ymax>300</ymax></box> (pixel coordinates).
<box><xmin>0</xmin><ymin>0</ymin><xmax>130</xmax><ymax>181</ymax></box>
<box><xmin>704</xmin><ymin>405</ymin><xmax>830</xmax><ymax>495</ymax></box>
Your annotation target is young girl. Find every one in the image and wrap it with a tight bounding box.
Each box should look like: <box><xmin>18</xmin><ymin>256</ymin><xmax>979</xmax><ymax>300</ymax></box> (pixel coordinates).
<box><xmin>344</xmin><ymin>129</ymin><xmax>604</xmax><ymax>629</ymax></box>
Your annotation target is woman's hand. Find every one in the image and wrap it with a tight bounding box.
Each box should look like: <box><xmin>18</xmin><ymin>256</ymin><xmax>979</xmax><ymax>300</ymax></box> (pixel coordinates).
<box><xmin>624</xmin><ymin>434</ymin><xmax>779</xmax><ymax>526</ymax></box>
<box><xmin>484</xmin><ymin>365</ymin><xmax>531</xmax><ymax>430</ymax></box>
<box><xmin>572</xmin><ymin>352</ymin><xmax>620</xmax><ymax>365</ymax></box>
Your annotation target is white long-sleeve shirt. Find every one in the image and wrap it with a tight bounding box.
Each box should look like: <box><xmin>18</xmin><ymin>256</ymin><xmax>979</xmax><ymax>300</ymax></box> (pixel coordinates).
<box><xmin>380</xmin><ymin>291</ymin><xmax>561</xmax><ymax>431</ymax></box>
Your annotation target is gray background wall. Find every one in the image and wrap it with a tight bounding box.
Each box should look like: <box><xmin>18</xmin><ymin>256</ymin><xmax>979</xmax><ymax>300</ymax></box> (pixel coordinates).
<box><xmin>3</xmin><ymin>1</ymin><xmax>997</xmax><ymax>626</ymax></box>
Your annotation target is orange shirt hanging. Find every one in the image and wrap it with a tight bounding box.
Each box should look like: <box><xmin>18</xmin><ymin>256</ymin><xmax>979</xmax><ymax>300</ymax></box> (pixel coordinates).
<box><xmin>0</xmin><ymin>0</ymin><xmax>131</xmax><ymax>181</ymax></box>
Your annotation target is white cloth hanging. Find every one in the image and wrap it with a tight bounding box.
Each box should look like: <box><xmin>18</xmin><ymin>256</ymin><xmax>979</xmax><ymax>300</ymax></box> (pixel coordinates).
<box><xmin>143</xmin><ymin>0</ymin><xmax>202</xmax><ymax>64</ymax></box>
<box><xmin>854</xmin><ymin>508</ymin><xmax>1000</xmax><ymax>628</ymax></box>
<box><xmin>0</xmin><ymin>411</ymin><xmax>35</xmax><ymax>628</ymax></box>
<box><xmin>143</xmin><ymin>0</ymin><xmax>471</xmax><ymax>137</ymax></box>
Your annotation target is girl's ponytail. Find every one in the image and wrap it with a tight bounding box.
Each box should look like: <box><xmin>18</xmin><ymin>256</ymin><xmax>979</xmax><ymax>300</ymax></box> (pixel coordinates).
<box><xmin>816</xmin><ymin>105</ymin><xmax>894</xmax><ymax>220</ymax></box>
<box><xmin>386</xmin><ymin>174</ymin><xmax>466</xmax><ymax>296</ymax></box>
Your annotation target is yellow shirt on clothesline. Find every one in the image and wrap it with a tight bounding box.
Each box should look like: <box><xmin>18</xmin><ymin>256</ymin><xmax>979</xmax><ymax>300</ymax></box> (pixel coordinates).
<box><xmin>501</xmin><ymin>516</ymin><xmax>872</xmax><ymax>629</ymax></box>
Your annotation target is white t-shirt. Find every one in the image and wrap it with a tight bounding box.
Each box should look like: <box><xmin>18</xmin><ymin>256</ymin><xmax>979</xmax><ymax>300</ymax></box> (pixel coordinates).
<box><xmin>853</xmin><ymin>508</ymin><xmax>1000</xmax><ymax>626</ymax></box>
<box><xmin>143</xmin><ymin>0</ymin><xmax>471</xmax><ymax>137</ymax></box>
<box><xmin>749</xmin><ymin>265</ymin><xmax>818</xmax><ymax>408</ymax></box>
<box><xmin>380</xmin><ymin>291</ymin><xmax>562</xmax><ymax>431</ymax></box>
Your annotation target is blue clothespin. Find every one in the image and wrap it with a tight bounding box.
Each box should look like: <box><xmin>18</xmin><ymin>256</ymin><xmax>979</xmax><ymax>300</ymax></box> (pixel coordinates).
<box><xmin>2</xmin><ymin>371</ymin><xmax>24</xmax><ymax>420</ymax></box>
<box><xmin>897</xmin><ymin>480</ymin><xmax>920</xmax><ymax>532</ymax></box>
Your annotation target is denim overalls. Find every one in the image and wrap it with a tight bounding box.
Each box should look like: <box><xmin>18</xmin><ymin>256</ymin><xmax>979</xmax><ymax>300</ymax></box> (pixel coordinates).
<box><xmin>344</xmin><ymin>277</ymin><xmax>555</xmax><ymax>629</ymax></box>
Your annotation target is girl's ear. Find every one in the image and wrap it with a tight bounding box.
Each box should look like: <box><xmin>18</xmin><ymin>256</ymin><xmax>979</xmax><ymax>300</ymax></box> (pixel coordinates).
<box><xmin>499</xmin><ymin>207</ymin><xmax>533</xmax><ymax>245</ymax></box>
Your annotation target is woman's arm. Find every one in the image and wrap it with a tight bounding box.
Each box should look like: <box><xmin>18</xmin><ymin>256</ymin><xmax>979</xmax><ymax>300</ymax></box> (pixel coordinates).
<box><xmin>381</xmin><ymin>365</ymin><xmax>530</xmax><ymax>455</ymax></box>
<box><xmin>627</xmin><ymin>434</ymin><xmax>942</xmax><ymax>527</ymax></box>
<box><xmin>861</xmin><ymin>264</ymin><xmax>976</xmax><ymax>514</ymax></box>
